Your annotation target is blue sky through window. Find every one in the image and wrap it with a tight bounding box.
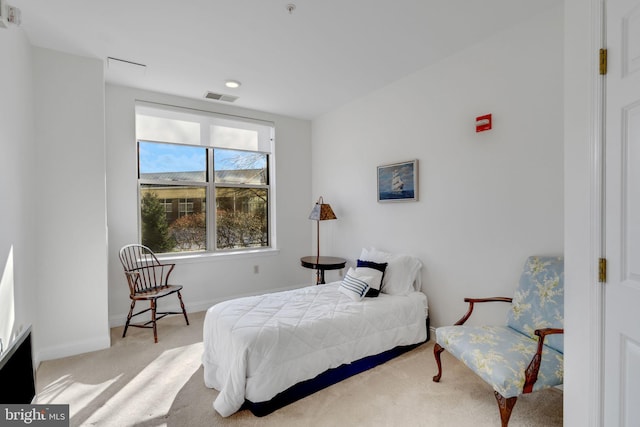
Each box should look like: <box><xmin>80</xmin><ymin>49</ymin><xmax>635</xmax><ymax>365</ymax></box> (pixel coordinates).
<box><xmin>214</xmin><ymin>148</ymin><xmax>266</xmax><ymax>171</ymax></box>
<box><xmin>140</xmin><ymin>141</ymin><xmax>267</xmax><ymax>174</ymax></box>
<box><xmin>139</xmin><ymin>141</ymin><xmax>205</xmax><ymax>173</ymax></box>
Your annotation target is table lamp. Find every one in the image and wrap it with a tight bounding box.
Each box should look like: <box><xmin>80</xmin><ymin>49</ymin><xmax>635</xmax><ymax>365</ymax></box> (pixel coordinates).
<box><xmin>308</xmin><ymin>196</ymin><xmax>337</xmax><ymax>264</ymax></box>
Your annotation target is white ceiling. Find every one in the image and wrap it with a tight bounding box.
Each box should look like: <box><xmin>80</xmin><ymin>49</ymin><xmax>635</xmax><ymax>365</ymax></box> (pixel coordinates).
<box><xmin>13</xmin><ymin>0</ymin><xmax>558</xmax><ymax>120</ymax></box>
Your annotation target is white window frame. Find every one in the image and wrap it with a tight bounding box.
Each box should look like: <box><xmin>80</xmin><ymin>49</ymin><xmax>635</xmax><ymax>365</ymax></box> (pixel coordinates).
<box><xmin>135</xmin><ymin>102</ymin><xmax>276</xmax><ymax>256</ymax></box>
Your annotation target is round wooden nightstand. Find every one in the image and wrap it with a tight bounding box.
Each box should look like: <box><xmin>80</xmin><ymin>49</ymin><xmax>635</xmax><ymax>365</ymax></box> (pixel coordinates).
<box><xmin>300</xmin><ymin>256</ymin><xmax>346</xmax><ymax>284</ymax></box>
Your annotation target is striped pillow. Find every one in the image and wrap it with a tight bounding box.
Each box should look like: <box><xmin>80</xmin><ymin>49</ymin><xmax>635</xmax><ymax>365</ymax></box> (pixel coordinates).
<box><xmin>340</xmin><ymin>268</ymin><xmax>373</xmax><ymax>301</ymax></box>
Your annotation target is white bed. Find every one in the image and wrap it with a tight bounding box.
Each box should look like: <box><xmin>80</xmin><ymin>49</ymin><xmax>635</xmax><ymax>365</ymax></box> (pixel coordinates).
<box><xmin>202</xmin><ymin>249</ymin><xmax>428</xmax><ymax>417</ymax></box>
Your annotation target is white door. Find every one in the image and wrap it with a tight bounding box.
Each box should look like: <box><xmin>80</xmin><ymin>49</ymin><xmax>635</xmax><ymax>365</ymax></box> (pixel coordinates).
<box><xmin>604</xmin><ymin>0</ymin><xmax>640</xmax><ymax>425</ymax></box>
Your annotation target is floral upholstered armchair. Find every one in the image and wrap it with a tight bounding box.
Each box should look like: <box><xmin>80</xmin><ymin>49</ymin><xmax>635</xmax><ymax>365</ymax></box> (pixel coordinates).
<box><xmin>433</xmin><ymin>256</ymin><xmax>564</xmax><ymax>427</ymax></box>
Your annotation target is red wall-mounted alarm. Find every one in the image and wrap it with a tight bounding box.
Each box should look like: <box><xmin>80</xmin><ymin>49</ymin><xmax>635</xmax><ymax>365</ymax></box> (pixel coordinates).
<box><xmin>476</xmin><ymin>114</ymin><xmax>492</xmax><ymax>132</ymax></box>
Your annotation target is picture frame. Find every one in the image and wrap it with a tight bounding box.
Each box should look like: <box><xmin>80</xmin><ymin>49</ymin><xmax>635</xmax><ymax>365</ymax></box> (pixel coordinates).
<box><xmin>377</xmin><ymin>159</ymin><xmax>418</xmax><ymax>202</ymax></box>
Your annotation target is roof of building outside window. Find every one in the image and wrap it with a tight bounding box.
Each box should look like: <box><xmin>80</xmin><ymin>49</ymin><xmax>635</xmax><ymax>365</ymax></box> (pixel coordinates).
<box><xmin>140</xmin><ymin>169</ymin><xmax>265</xmax><ymax>184</ymax></box>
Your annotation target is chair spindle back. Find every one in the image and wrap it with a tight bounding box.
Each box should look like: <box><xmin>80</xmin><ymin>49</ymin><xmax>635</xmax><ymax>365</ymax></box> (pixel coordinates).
<box><xmin>119</xmin><ymin>244</ymin><xmax>174</xmax><ymax>295</ymax></box>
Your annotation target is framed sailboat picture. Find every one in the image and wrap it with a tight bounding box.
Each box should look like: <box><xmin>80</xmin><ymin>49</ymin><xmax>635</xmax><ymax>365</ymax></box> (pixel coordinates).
<box><xmin>377</xmin><ymin>159</ymin><xmax>418</xmax><ymax>202</ymax></box>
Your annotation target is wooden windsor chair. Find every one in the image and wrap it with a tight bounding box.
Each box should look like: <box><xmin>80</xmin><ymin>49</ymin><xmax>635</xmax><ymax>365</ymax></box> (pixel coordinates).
<box><xmin>119</xmin><ymin>244</ymin><xmax>189</xmax><ymax>343</ymax></box>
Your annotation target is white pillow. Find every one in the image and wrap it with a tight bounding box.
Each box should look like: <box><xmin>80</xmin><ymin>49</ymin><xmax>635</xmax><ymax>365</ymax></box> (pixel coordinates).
<box><xmin>359</xmin><ymin>248</ymin><xmax>422</xmax><ymax>295</ymax></box>
<box><xmin>354</xmin><ymin>266</ymin><xmax>383</xmax><ymax>291</ymax></box>
<box><xmin>339</xmin><ymin>267</ymin><xmax>374</xmax><ymax>301</ymax></box>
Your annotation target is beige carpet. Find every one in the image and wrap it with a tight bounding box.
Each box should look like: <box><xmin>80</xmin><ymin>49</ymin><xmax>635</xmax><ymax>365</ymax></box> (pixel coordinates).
<box><xmin>35</xmin><ymin>311</ymin><xmax>562</xmax><ymax>426</ymax></box>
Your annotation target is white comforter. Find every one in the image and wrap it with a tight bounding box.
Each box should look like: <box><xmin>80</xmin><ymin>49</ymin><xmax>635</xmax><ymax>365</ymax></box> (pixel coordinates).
<box><xmin>202</xmin><ymin>282</ymin><xmax>428</xmax><ymax>417</ymax></box>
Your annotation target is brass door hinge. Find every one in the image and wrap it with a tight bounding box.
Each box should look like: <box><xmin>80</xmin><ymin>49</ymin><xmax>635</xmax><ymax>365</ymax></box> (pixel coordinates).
<box><xmin>600</xmin><ymin>49</ymin><xmax>608</xmax><ymax>75</ymax></box>
<box><xmin>599</xmin><ymin>257</ymin><xmax>607</xmax><ymax>283</ymax></box>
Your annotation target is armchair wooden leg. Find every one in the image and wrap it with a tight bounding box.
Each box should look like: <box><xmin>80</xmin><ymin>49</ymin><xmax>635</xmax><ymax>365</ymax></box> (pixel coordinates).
<box><xmin>494</xmin><ymin>392</ymin><xmax>517</xmax><ymax>427</ymax></box>
<box><xmin>123</xmin><ymin>300</ymin><xmax>136</xmax><ymax>338</ymax></box>
<box><xmin>177</xmin><ymin>291</ymin><xmax>189</xmax><ymax>325</ymax></box>
<box><xmin>433</xmin><ymin>342</ymin><xmax>445</xmax><ymax>382</ymax></box>
<box><xmin>150</xmin><ymin>299</ymin><xmax>158</xmax><ymax>343</ymax></box>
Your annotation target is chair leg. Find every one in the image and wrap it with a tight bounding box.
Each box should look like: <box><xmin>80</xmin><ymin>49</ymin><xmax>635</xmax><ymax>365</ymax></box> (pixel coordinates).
<box><xmin>123</xmin><ymin>300</ymin><xmax>136</xmax><ymax>338</ymax></box>
<box><xmin>433</xmin><ymin>342</ymin><xmax>445</xmax><ymax>382</ymax></box>
<box><xmin>150</xmin><ymin>299</ymin><xmax>158</xmax><ymax>343</ymax></box>
<box><xmin>494</xmin><ymin>392</ymin><xmax>517</xmax><ymax>427</ymax></box>
<box><xmin>177</xmin><ymin>291</ymin><xmax>189</xmax><ymax>325</ymax></box>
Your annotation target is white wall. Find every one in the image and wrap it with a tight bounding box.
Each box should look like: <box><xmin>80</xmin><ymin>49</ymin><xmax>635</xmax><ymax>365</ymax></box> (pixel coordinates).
<box><xmin>0</xmin><ymin>27</ymin><xmax>37</xmax><ymax>357</ymax></box>
<box><xmin>311</xmin><ymin>7</ymin><xmax>564</xmax><ymax>328</ymax></box>
<box><xmin>32</xmin><ymin>48</ymin><xmax>110</xmax><ymax>361</ymax></box>
<box><xmin>105</xmin><ymin>85</ymin><xmax>313</xmax><ymax>325</ymax></box>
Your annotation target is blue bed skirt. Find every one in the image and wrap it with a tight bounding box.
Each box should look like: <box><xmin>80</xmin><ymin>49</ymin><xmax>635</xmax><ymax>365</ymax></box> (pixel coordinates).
<box><xmin>242</xmin><ymin>317</ymin><xmax>430</xmax><ymax>416</ymax></box>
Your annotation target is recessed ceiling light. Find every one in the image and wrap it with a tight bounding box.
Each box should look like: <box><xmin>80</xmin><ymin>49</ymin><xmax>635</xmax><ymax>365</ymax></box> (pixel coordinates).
<box><xmin>225</xmin><ymin>80</ymin><xmax>241</xmax><ymax>89</ymax></box>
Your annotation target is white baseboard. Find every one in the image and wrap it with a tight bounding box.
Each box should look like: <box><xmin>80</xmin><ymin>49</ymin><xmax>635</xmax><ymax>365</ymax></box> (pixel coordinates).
<box><xmin>35</xmin><ymin>335</ymin><xmax>111</xmax><ymax>366</ymax></box>
<box><xmin>108</xmin><ymin>283</ymin><xmax>306</xmax><ymax>328</ymax></box>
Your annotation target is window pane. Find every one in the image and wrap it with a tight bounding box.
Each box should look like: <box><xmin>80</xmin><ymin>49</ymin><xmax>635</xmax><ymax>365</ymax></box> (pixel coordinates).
<box><xmin>216</xmin><ymin>187</ymin><xmax>268</xmax><ymax>249</ymax></box>
<box><xmin>140</xmin><ymin>185</ymin><xmax>207</xmax><ymax>253</ymax></box>
<box><xmin>139</xmin><ymin>141</ymin><xmax>206</xmax><ymax>182</ymax></box>
<box><xmin>214</xmin><ymin>149</ymin><xmax>267</xmax><ymax>185</ymax></box>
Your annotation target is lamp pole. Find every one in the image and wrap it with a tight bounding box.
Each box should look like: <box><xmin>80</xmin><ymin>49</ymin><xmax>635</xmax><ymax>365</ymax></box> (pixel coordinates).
<box><xmin>316</xmin><ymin>219</ymin><xmax>321</xmax><ymax>284</ymax></box>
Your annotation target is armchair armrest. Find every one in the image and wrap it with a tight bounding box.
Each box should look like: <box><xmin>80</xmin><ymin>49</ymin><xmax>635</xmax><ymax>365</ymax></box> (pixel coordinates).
<box><xmin>523</xmin><ymin>328</ymin><xmax>564</xmax><ymax>393</ymax></box>
<box><xmin>124</xmin><ymin>271</ymin><xmax>141</xmax><ymax>294</ymax></box>
<box><xmin>535</xmin><ymin>327</ymin><xmax>564</xmax><ymax>339</ymax></box>
<box><xmin>454</xmin><ymin>297</ymin><xmax>513</xmax><ymax>325</ymax></box>
<box><xmin>160</xmin><ymin>262</ymin><xmax>176</xmax><ymax>284</ymax></box>
<box><xmin>156</xmin><ymin>262</ymin><xmax>176</xmax><ymax>279</ymax></box>
<box><xmin>157</xmin><ymin>262</ymin><xmax>176</xmax><ymax>269</ymax></box>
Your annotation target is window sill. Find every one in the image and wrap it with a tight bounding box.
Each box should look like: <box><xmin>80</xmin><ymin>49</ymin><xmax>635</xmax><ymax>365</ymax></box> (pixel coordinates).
<box><xmin>155</xmin><ymin>247</ymin><xmax>280</xmax><ymax>264</ymax></box>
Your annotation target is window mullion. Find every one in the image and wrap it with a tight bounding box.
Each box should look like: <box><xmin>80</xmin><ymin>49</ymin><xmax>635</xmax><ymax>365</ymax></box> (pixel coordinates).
<box><xmin>139</xmin><ymin>179</ymin><xmax>206</xmax><ymax>187</ymax></box>
<box><xmin>214</xmin><ymin>183</ymin><xmax>269</xmax><ymax>190</ymax></box>
<box><xmin>207</xmin><ymin>148</ymin><xmax>216</xmax><ymax>251</ymax></box>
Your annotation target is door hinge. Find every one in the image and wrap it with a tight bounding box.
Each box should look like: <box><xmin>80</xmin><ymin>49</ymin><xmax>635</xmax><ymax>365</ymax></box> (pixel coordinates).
<box><xmin>599</xmin><ymin>48</ymin><xmax>608</xmax><ymax>75</ymax></box>
<box><xmin>599</xmin><ymin>257</ymin><xmax>607</xmax><ymax>283</ymax></box>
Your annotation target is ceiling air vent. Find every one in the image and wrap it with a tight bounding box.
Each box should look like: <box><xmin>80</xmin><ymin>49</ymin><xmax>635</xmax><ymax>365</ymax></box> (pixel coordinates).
<box><xmin>204</xmin><ymin>91</ymin><xmax>238</xmax><ymax>103</ymax></box>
